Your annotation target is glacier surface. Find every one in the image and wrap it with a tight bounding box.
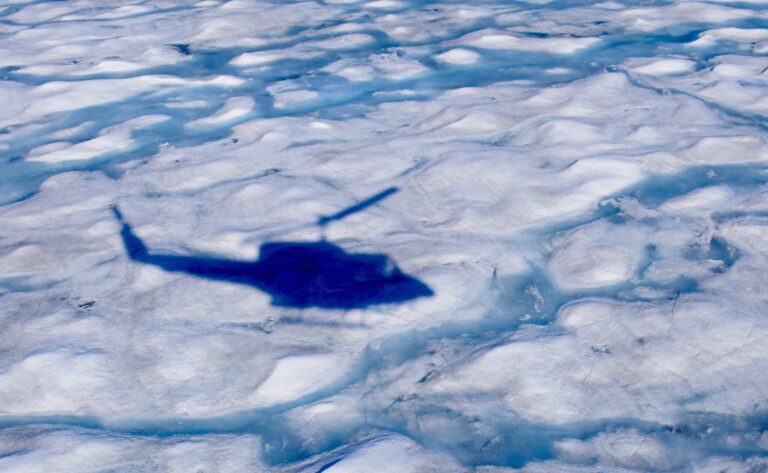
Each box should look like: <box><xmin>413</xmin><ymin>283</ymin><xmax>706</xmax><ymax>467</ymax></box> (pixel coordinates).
<box><xmin>1</xmin><ymin>0</ymin><xmax>768</xmax><ymax>471</ymax></box>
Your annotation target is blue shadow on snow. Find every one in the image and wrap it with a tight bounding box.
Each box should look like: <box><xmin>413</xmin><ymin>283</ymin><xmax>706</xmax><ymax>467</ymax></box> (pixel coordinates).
<box><xmin>111</xmin><ymin>202</ymin><xmax>433</xmax><ymax>309</ymax></box>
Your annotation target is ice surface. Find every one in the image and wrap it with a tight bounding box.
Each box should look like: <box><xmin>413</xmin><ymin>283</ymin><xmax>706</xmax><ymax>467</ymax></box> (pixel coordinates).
<box><xmin>1</xmin><ymin>0</ymin><xmax>768</xmax><ymax>471</ymax></box>
<box><xmin>434</xmin><ymin>48</ymin><xmax>481</xmax><ymax>65</ymax></box>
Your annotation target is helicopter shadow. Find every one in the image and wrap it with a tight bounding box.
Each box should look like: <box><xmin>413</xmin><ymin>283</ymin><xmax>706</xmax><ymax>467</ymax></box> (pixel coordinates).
<box><xmin>112</xmin><ymin>192</ymin><xmax>433</xmax><ymax>310</ymax></box>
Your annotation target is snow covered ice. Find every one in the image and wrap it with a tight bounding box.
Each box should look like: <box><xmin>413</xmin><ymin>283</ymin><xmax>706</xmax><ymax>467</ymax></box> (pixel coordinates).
<box><xmin>1</xmin><ymin>0</ymin><xmax>768</xmax><ymax>471</ymax></box>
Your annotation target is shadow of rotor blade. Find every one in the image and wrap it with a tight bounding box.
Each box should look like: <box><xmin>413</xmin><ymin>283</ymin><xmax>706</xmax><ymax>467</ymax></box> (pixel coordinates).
<box><xmin>317</xmin><ymin>187</ymin><xmax>399</xmax><ymax>226</ymax></box>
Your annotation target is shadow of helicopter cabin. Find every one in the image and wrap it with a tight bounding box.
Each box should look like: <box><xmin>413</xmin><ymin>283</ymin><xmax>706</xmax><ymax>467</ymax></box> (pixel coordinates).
<box><xmin>112</xmin><ymin>188</ymin><xmax>433</xmax><ymax>309</ymax></box>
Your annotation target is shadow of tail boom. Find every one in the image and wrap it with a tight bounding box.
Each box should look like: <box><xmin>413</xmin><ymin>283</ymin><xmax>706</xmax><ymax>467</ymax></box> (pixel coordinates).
<box><xmin>112</xmin><ymin>206</ymin><xmax>433</xmax><ymax>309</ymax></box>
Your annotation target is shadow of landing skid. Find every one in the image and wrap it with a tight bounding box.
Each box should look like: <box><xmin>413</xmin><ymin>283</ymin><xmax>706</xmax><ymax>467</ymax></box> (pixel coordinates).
<box><xmin>111</xmin><ymin>190</ymin><xmax>433</xmax><ymax>309</ymax></box>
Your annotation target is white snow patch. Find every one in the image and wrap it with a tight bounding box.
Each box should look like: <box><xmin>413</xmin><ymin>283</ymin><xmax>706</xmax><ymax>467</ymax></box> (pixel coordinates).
<box><xmin>434</xmin><ymin>48</ymin><xmax>481</xmax><ymax>65</ymax></box>
<box><xmin>249</xmin><ymin>353</ymin><xmax>348</xmax><ymax>407</ymax></box>
<box><xmin>461</xmin><ymin>29</ymin><xmax>600</xmax><ymax>53</ymax></box>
